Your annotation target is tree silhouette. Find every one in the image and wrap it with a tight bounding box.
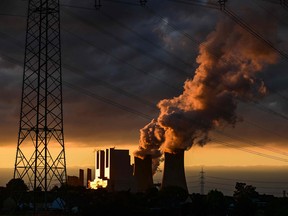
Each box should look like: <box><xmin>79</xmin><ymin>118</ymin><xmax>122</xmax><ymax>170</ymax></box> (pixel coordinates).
<box><xmin>233</xmin><ymin>182</ymin><xmax>259</xmax><ymax>216</ymax></box>
<box><xmin>206</xmin><ymin>189</ymin><xmax>227</xmax><ymax>216</ymax></box>
<box><xmin>6</xmin><ymin>178</ymin><xmax>28</xmax><ymax>193</ymax></box>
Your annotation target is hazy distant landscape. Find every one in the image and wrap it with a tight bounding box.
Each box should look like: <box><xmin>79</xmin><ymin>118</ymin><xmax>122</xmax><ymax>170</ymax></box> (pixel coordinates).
<box><xmin>2</xmin><ymin>166</ymin><xmax>288</xmax><ymax>197</ymax></box>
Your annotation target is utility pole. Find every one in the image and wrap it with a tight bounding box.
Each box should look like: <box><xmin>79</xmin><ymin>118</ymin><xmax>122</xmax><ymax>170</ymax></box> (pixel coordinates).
<box><xmin>218</xmin><ymin>0</ymin><xmax>227</xmax><ymax>10</ymax></box>
<box><xmin>200</xmin><ymin>167</ymin><xmax>205</xmax><ymax>195</ymax></box>
<box><xmin>95</xmin><ymin>0</ymin><xmax>102</xmax><ymax>9</ymax></box>
<box><xmin>280</xmin><ymin>0</ymin><xmax>288</xmax><ymax>8</ymax></box>
<box><xmin>14</xmin><ymin>0</ymin><xmax>67</xmax><ymax>208</ymax></box>
<box><xmin>140</xmin><ymin>0</ymin><xmax>148</xmax><ymax>6</ymax></box>
<box><xmin>280</xmin><ymin>0</ymin><xmax>286</xmax><ymax>6</ymax></box>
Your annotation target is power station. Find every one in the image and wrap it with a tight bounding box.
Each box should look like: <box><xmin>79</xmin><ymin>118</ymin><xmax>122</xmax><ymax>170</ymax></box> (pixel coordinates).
<box><xmin>89</xmin><ymin>148</ymin><xmax>188</xmax><ymax>193</ymax></box>
<box><xmin>12</xmin><ymin>0</ymin><xmax>189</xmax><ymax>198</ymax></box>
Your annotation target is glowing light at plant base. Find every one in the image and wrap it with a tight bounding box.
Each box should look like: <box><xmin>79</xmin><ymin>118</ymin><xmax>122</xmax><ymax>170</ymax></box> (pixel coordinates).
<box><xmin>89</xmin><ymin>178</ymin><xmax>108</xmax><ymax>189</ymax></box>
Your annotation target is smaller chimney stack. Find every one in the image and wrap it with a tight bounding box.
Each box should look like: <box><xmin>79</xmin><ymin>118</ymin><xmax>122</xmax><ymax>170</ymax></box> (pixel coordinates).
<box><xmin>79</xmin><ymin>169</ymin><xmax>84</xmax><ymax>187</ymax></box>
<box><xmin>87</xmin><ymin>168</ymin><xmax>92</xmax><ymax>188</ymax></box>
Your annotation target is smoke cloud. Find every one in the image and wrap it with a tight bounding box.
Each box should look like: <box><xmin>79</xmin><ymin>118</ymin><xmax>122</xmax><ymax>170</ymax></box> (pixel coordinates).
<box><xmin>133</xmin><ymin>119</ymin><xmax>165</xmax><ymax>174</ymax></box>
<box><xmin>134</xmin><ymin>119</ymin><xmax>165</xmax><ymax>158</ymax></box>
<box><xmin>134</xmin><ymin>12</ymin><xmax>279</xmax><ymax>171</ymax></box>
<box><xmin>157</xmin><ymin>16</ymin><xmax>278</xmax><ymax>153</ymax></box>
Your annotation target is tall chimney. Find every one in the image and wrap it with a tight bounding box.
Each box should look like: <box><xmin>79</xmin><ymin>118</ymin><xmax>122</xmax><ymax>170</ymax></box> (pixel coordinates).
<box><xmin>134</xmin><ymin>155</ymin><xmax>154</xmax><ymax>192</ymax></box>
<box><xmin>87</xmin><ymin>168</ymin><xmax>92</xmax><ymax>188</ymax></box>
<box><xmin>161</xmin><ymin>150</ymin><xmax>188</xmax><ymax>191</ymax></box>
<box><xmin>79</xmin><ymin>169</ymin><xmax>84</xmax><ymax>187</ymax></box>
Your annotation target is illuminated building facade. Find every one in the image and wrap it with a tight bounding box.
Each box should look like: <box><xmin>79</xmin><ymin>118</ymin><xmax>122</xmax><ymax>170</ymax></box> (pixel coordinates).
<box><xmin>90</xmin><ymin>148</ymin><xmax>134</xmax><ymax>191</ymax></box>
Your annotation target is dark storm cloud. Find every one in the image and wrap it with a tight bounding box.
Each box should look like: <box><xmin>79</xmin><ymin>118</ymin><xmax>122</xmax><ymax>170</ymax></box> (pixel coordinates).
<box><xmin>0</xmin><ymin>65</ymin><xmax>22</xmax><ymax>145</ymax></box>
<box><xmin>0</xmin><ymin>0</ymin><xmax>288</xmax><ymax>150</ymax></box>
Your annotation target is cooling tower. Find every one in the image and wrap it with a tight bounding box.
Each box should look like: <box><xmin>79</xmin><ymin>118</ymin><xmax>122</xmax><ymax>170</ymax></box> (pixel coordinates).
<box><xmin>134</xmin><ymin>155</ymin><xmax>154</xmax><ymax>192</ymax></box>
<box><xmin>161</xmin><ymin>150</ymin><xmax>188</xmax><ymax>191</ymax></box>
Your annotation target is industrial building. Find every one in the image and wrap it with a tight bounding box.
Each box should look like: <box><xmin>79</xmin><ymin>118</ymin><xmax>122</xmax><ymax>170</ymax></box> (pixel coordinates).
<box><xmin>67</xmin><ymin>176</ymin><xmax>83</xmax><ymax>187</ymax></box>
<box><xmin>90</xmin><ymin>148</ymin><xmax>134</xmax><ymax>191</ymax></box>
<box><xmin>67</xmin><ymin>168</ymin><xmax>93</xmax><ymax>188</ymax></box>
<box><xmin>87</xmin><ymin>168</ymin><xmax>92</xmax><ymax>188</ymax></box>
<box><xmin>89</xmin><ymin>147</ymin><xmax>188</xmax><ymax>193</ymax></box>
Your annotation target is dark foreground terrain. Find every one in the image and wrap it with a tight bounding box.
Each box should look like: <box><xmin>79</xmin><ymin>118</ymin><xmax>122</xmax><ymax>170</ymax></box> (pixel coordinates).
<box><xmin>1</xmin><ymin>179</ymin><xmax>288</xmax><ymax>216</ymax></box>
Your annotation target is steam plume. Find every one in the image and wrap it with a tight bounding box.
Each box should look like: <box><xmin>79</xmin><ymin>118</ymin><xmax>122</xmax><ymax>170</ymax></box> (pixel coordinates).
<box><xmin>134</xmin><ymin>13</ymin><xmax>279</xmax><ymax>170</ymax></box>
<box><xmin>157</xmin><ymin>17</ymin><xmax>278</xmax><ymax>153</ymax></box>
<box><xmin>134</xmin><ymin>119</ymin><xmax>165</xmax><ymax>174</ymax></box>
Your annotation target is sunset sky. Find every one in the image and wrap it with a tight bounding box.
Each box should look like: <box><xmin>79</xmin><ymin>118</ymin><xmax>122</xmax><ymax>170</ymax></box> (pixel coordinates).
<box><xmin>0</xmin><ymin>0</ymin><xmax>288</xmax><ymax>170</ymax></box>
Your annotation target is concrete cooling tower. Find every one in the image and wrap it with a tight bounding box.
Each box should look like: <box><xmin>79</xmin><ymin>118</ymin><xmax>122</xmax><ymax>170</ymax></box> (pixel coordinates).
<box><xmin>161</xmin><ymin>150</ymin><xmax>188</xmax><ymax>191</ymax></box>
<box><xmin>134</xmin><ymin>155</ymin><xmax>154</xmax><ymax>192</ymax></box>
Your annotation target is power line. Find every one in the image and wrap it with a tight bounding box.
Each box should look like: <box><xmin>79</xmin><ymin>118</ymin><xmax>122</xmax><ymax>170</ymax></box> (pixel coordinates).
<box><xmin>62</xmin><ymin>8</ymin><xmax>191</xmax><ymax>80</ymax></box>
<box><xmin>261</xmin><ymin>0</ymin><xmax>288</xmax><ymax>10</ymax></box>
<box><xmin>213</xmin><ymin>138</ymin><xmax>288</xmax><ymax>163</ymax></box>
<box><xmin>65</xmin><ymin>6</ymin><xmax>288</xmax><ymax>118</ymax></box>
<box><xmin>0</xmin><ymin>34</ymin><xmax>156</xmax><ymax>122</ymax></box>
<box><xmin>62</xmin><ymin>27</ymin><xmax>179</xmax><ymax>91</ymax></box>
<box><xmin>165</xmin><ymin>0</ymin><xmax>219</xmax><ymax>10</ymax></box>
<box><xmin>0</xmin><ymin>26</ymin><xmax>161</xmax><ymax>112</ymax></box>
<box><xmin>252</xmin><ymin>101</ymin><xmax>288</xmax><ymax>122</ymax></box>
<box><xmin>191</xmin><ymin>1</ymin><xmax>288</xmax><ymax>75</ymax></box>
<box><xmin>2</xmin><ymin>43</ymin><xmax>288</xmax><ymax>164</ymax></box>
<box><xmin>1</xmin><ymin>6</ymin><xmax>288</xmax><ymax>162</ymax></box>
<box><xmin>139</xmin><ymin>3</ymin><xmax>288</xmax><ymax>100</ymax></box>
<box><xmin>64</xmin><ymin>7</ymin><xmax>287</xmax><ymax>125</ymax></box>
<box><xmin>63</xmin><ymin>81</ymin><xmax>153</xmax><ymax>120</ymax></box>
<box><xmin>2</xmin><ymin>35</ymin><xmax>288</xmax><ymax>163</ymax></box>
<box><xmin>241</xmin><ymin>119</ymin><xmax>288</xmax><ymax>154</ymax></box>
<box><xmin>251</xmin><ymin>0</ymin><xmax>288</xmax><ymax>26</ymax></box>
<box><xmin>96</xmin><ymin>0</ymin><xmax>139</xmax><ymax>6</ymax></box>
<box><xmin>98</xmin><ymin>2</ymin><xmax>287</xmax><ymax>141</ymax></box>
<box><xmin>0</xmin><ymin>13</ymin><xmax>26</xmax><ymax>17</ymax></box>
<box><xmin>151</xmin><ymin>1</ymin><xmax>288</xmax><ymax>104</ymax></box>
<box><xmin>81</xmin><ymin>5</ymin><xmax>193</xmax><ymax>69</ymax></box>
<box><xmin>99</xmin><ymin>10</ymin><xmax>193</xmax><ymax>70</ymax></box>
<box><xmin>0</xmin><ymin>50</ymin><xmax>154</xmax><ymax>121</ymax></box>
<box><xmin>142</xmin><ymin>4</ymin><xmax>204</xmax><ymax>53</ymax></box>
<box><xmin>221</xmin><ymin>7</ymin><xmax>288</xmax><ymax>61</ymax></box>
<box><xmin>206</xmin><ymin>175</ymin><xmax>288</xmax><ymax>184</ymax></box>
<box><xmin>62</xmin><ymin>63</ymin><xmax>158</xmax><ymax>110</ymax></box>
<box><xmin>215</xmin><ymin>126</ymin><xmax>288</xmax><ymax>158</ymax></box>
<box><xmin>205</xmin><ymin>181</ymin><xmax>235</xmax><ymax>187</ymax></box>
<box><xmin>169</xmin><ymin>2</ymin><xmax>288</xmax><ymax>132</ymax></box>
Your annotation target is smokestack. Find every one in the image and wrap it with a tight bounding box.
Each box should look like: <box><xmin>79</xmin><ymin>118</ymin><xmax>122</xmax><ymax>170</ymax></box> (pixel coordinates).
<box><xmin>161</xmin><ymin>150</ymin><xmax>187</xmax><ymax>191</ymax></box>
<box><xmin>87</xmin><ymin>168</ymin><xmax>92</xmax><ymax>188</ymax></box>
<box><xmin>99</xmin><ymin>150</ymin><xmax>105</xmax><ymax>179</ymax></box>
<box><xmin>79</xmin><ymin>169</ymin><xmax>84</xmax><ymax>187</ymax></box>
<box><xmin>134</xmin><ymin>155</ymin><xmax>154</xmax><ymax>192</ymax></box>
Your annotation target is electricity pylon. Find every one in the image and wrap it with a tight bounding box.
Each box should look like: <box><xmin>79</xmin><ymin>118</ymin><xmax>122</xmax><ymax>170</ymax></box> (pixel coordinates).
<box><xmin>14</xmin><ymin>0</ymin><xmax>67</xmax><ymax>193</ymax></box>
<box><xmin>200</xmin><ymin>167</ymin><xmax>205</xmax><ymax>195</ymax></box>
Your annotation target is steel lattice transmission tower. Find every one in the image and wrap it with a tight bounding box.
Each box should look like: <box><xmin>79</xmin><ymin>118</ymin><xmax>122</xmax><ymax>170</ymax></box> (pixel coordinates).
<box><xmin>14</xmin><ymin>0</ymin><xmax>67</xmax><ymax>192</ymax></box>
<box><xmin>200</xmin><ymin>167</ymin><xmax>205</xmax><ymax>195</ymax></box>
